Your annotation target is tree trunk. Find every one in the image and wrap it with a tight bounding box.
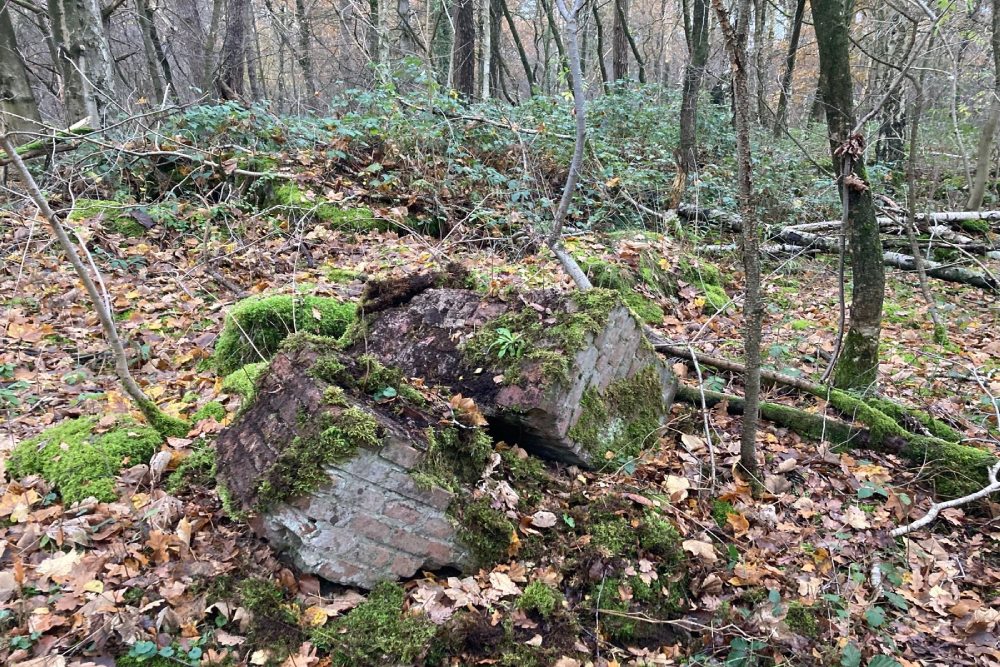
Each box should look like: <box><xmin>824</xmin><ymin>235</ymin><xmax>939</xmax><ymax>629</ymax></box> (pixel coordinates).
<box><xmin>711</xmin><ymin>0</ymin><xmax>761</xmax><ymax>481</ymax></box>
<box><xmin>489</xmin><ymin>0</ymin><xmax>502</xmax><ymax>94</ymax></box>
<box><xmin>295</xmin><ymin>0</ymin><xmax>318</xmax><ymax>98</ymax></box>
<box><xmin>0</xmin><ymin>4</ymin><xmax>42</xmax><ymax>141</ymax></box>
<box><xmin>811</xmin><ymin>0</ymin><xmax>885</xmax><ymax>391</ymax></box>
<box><xmin>752</xmin><ymin>0</ymin><xmax>766</xmax><ymax>123</ymax></box>
<box><xmin>452</xmin><ymin>0</ymin><xmax>476</xmax><ymax>97</ymax></box>
<box><xmin>968</xmin><ymin>0</ymin><xmax>1000</xmax><ymax>211</ymax></box>
<box><xmin>678</xmin><ymin>0</ymin><xmax>709</xmax><ymax>174</ymax></box>
<box><xmin>612</xmin><ymin>0</ymin><xmax>628</xmax><ymax>82</ymax></box>
<box><xmin>592</xmin><ymin>1</ymin><xmax>609</xmax><ymax>90</ymax></box>
<box><xmin>772</xmin><ymin>0</ymin><xmax>805</xmax><ymax>136</ymax></box>
<box><xmin>480</xmin><ymin>0</ymin><xmax>491</xmax><ymax>98</ymax></box>
<box><xmin>48</xmin><ymin>0</ymin><xmax>117</xmax><ymax>126</ymax></box>
<box><xmin>202</xmin><ymin>0</ymin><xmax>225</xmax><ymax>91</ymax></box>
<box><xmin>136</xmin><ymin>0</ymin><xmax>166</xmax><ymax>103</ymax></box>
<box><xmin>217</xmin><ymin>0</ymin><xmax>249</xmax><ymax>99</ymax></box>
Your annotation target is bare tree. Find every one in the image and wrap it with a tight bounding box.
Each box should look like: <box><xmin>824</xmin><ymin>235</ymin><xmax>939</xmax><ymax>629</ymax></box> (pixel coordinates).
<box><xmin>773</xmin><ymin>0</ymin><xmax>805</xmax><ymax>136</ymax></box>
<box><xmin>711</xmin><ymin>0</ymin><xmax>761</xmax><ymax>481</ymax></box>
<box><xmin>452</xmin><ymin>0</ymin><xmax>476</xmax><ymax>96</ymax></box>
<box><xmin>812</xmin><ymin>0</ymin><xmax>885</xmax><ymax>390</ymax></box>
<box><xmin>678</xmin><ymin>0</ymin><xmax>710</xmax><ymax>174</ymax></box>
<box><xmin>217</xmin><ymin>0</ymin><xmax>250</xmax><ymax>99</ymax></box>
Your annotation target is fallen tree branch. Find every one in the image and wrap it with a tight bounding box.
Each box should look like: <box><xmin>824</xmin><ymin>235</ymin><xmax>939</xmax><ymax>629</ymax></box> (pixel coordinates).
<box><xmin>891</xmin><ymin>461</ymin><xmax>1000</xmax><ymax>536</ymax></box>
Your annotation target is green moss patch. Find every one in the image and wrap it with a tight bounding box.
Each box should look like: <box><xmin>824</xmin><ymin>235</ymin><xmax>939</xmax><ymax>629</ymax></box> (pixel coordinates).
<box><xmin>785</xmin><ymin>601</ymin><xmax>821</xmax><ymax>638</ymax></box>
<box><xmin>256</xmin><ymin>405</ymin><xmax>382</xmax><ymax>509</ymax></box>
<box><xmin>464</xmin><ymin>289</ymin><xmax>620</xmax><ymax>382</ymax></box>
<box><xmin>69</xmin><ymin>199</ymin><xmax>146</xmax><ymax>237</ymax></box>
<box><xmin>680</xmin><ymin>258</ymin><xmax>729</xmax><ymax>314</ymax></box>
<box><xmin>517</xmin><ymin>581</ymin><xmax>562</xmax><ymax>619</ymax></box>
<box><xmin>214</xmin><ymin>294</ymin><xmax>356</xmax><ymax>374</ymax></box>
<box><xmin>312</xmin><ymin>581</ymin><xmax>435</xmax><ymax>666</ymax></box>
<box><xmin>191</xmin><ymin>401</ymin><xmax>225</xmax><ymax>422</ymax></box>
<box><xmin>166</xmin><ymin>442</ymin><xmax>217</xmax><ymax>495</ymax></box>
<box><xmin>8</xmin><ymin>417</ymin><xmax>163</xmax><ymax>503</ymax></box>
<box><xmin>454</xmin><ymin>497</ymin><xmax>515</xmax><ymax>566</ymax></box>
<box><xmin>567</xmin><ymin>364</ymin><xmax>667</xmax><ymax>461</ymax></box>
<box><xmin>221</xmin><ymin>361</ymin><xmax>269</xmax><ymax>402</ymax></box>
<box><xmin>270</xmin><ymin>184</ymin><xmax>380</xmax><ymax>230</ymax></box>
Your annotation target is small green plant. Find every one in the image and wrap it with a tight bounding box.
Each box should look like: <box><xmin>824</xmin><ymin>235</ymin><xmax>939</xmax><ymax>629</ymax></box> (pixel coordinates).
<box><xmin>488</xmin><ymin>327</ymin><xmax>524</xmax><ymax>360</ymax></box>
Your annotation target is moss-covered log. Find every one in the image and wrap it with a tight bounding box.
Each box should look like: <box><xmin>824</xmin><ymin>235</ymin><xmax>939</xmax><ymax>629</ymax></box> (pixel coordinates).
<box><xmin>663</xmin><ymin>345</ymin><xmax>997</xmax><ymax>498</ymax></box>
<box><xmin>676</xmin><ymin>385</ymin><xmax>861</xmax><ymax>446</ymax></box>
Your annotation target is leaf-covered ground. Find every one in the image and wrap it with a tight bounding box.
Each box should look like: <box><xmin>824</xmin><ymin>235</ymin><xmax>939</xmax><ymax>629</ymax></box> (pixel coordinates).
<box><xmin>1</xmin><ymin>197</ymin><xmax>999</xmax><ymax>667</ymax></box>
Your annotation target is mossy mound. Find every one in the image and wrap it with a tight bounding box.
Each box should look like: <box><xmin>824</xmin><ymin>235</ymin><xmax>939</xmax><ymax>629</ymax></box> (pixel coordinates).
<box><xmin>7</xmin><ymin>417</ymin><xmax>163</xmax><ymax>503</ymax></box>
<box><xmin>573</xmin><ymin>246</ymin><xmax>674</xmax><ymax>325</ymax></box>
<box><xmin>270</xmin><ymin>184</ymin><xmax>381</xmax><ymax>230</ymax></box>
<box><xmin>221</xmin><ymin>361</ymin><xmax>269</xmax><ymax>402</ymax></box>
<box><xmin>166</xmin><ymin>442</ymin><xmax>217</xmax><ymax>495</ymax></box>
<box><xmin>191</xmin><ymin>401</ymin><xmax>225</xmax><ymax>422</ymax></box>
<box><xmin>680</xmin><ymin>258</ymin><xmax>730</xmax><ymax>314</ymax></box>
<box><xmin>68</xmin><ymin>199</ymin><xmax>146</xmax><ymax>237</ymax></box>
<box><xmin>214</xmin><ymin>294</ymin><xmax>356</xmax><ymax>374</ymax></box>
<box><xmin>311</xmin><ymin>582</ymin><xmax>436</xmax><ymax>666</ymax></box>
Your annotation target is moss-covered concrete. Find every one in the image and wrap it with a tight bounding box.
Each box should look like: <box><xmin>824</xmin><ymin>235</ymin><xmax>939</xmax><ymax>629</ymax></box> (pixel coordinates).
<box><xmin>8</xmin><ymin>417</ymin><xmax>163</xmax><ymax>503</ymax></box>
<box><xmin>214</xmin><ymin>294</ymin><xmax>356</xmax><ymax>374</ymax></box>
<box><xmin>255</xmin><ymin>405</ymin><xmax>382</xmax><ymax>509</ymax></box>
<box><xmin>464</xmin><ymin>289</ymin><xmax>621</xmax><ymax>382</ymax></box>
<box><xmin>567</xmin><ymin>364</ymin><xmax>667</xmax><ymax>461</ymax></box>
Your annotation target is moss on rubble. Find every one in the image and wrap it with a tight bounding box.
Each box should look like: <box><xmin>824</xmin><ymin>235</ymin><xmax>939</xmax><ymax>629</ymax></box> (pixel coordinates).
<box><xmin>214</xmin><ymin>294</ymin><xmax>356</xmax><ymax>374</ymax></box>
<box><xmin>679</xmin><ymin>257</ymin><xmax>729</xmax><ymax>313</ymax></box>
<box><xmin>68</xmin><ymin>198</ymin><xmax>146</xmax><ymax>237</ymax></box>
<box><xmin>221</xmin><ymin>361</ymin><xmax>269</xmax><ymax>403</ymax></box>
<box><xmin>270</xmin><ymin>183</ymin><xmax>380</xmax><ymax>230</ymax></box>
<box><xmin>464</xmin><ymin>288</ymin><xmax>620</xmax><ymax>382</ymax></box>
<box><xmin>255</xmin><ymin>405</ymin><xmax>381</xmax><ymax>509</ymax></box>
<box><xmin>454</xmin><ymin>497</ymin><xmax>516</xmax><ymax>566</ymax></box>
<box><xmin>8</xmin><ymin>417</ymin><xmax>163</xmax><ymax>503</ymax></box>
<box><xmin>166</xmin><ymin>442</ymin><xmax>217</xmax><ymax>495</ymax></box>
<box><xmin>567</xmin><ymin>364</ymin><xmax>667</xmax><ymax>461</ymax></box>
<box><xmin>311</xmin><ymin>581</ymin><xmax>435</xmax><ymax>666</ymax></box>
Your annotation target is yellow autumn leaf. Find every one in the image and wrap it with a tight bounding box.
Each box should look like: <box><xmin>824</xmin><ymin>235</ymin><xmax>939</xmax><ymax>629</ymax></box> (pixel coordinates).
<box><xmin>83</xmin><ymin>579</ymin><xmax>104</xmax><ymax>593</ymax></box>
<box><xmin>302</xmin><ymin>605</ymin><xmax>329</xmax><ymax>628</ymax></box>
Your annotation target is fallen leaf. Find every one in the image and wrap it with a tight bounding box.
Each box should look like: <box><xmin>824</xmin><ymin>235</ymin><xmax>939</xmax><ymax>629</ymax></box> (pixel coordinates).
<box><xmin>682</xmin><ymin>539</ymin><xmax>718</xmax><ymax>563</ymax></box>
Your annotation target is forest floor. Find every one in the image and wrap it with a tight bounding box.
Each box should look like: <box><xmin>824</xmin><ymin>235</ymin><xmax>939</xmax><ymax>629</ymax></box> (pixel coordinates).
<box><xmin>1</xmin><ymin>211</ymin><xmax>999</xmax><ymax>666</ymax></box>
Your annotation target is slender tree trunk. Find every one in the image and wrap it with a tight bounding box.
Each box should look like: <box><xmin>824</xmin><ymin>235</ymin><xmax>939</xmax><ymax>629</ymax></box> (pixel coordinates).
<box><xmin>48</xmin><ymin>0</ymin><xmax>117</xmax><ymax>125</ymax></box>
<box><xmin>499</xmin><ymin>0</ymin><xmax>535</xmax><ymax>91</ymax></box>
<box><xmin>542</xmin><ymin>0</ymin><xmax>567</xmax><ymax>85</ymax></box>
<box><xmin>247</xmin><ymin>1</ymin><xmax>265</xmax><ymax>100</ymax></box>
<box><xmin>0</xmin><ymin>4</ymin><xmax>42</xmax><ymax>141</ymax></box>
<box><xmin>295</xmin><ymin>0</ymin><xmax>318</xmax><ymax>98</ymax></box>
<box><xmin>202</xmin><ymin>0</ymin><xmax>225</xmax><ymax>91</ymax></box>
<box><xmin>752</xmin><ymin>0</ymin><xmax>766</xmax><ymax>123</ymax></box>
<box><xmin>812</xmin><ymin>0</ymin><xmax>885</xmax><ymax>391</ymax></box>
<box><xmin>452</xmin><ymin>0</ymin><xmax>476</xmax><ymax>96</ymax></box>
<box><xmin>480</xmin><ymin>0</ymin><xmax>491</xmax><ymax>97</ymax></box>
<box><xmin>772</xmin><ymin>0</ymin><xmax>804</xmax><ymax>136</ymax></box>
<box><xmin>592</xmin><ymin>1</ymin><xmax>609</xmax><ymax>90</ymax></box>
<box><xmin>969</xmin><ymin>0</ymin><xmax>1000</xmax><ymax>210</ymax></box>
<box><xmin>711</xmin><ymin>0</ymin><xmax>761</xmax><ymax>481</ymax></box>
<box><xmin>678</xmin><ymin>0</ymin><xmax>709</xmax><ymax>174</ymax></box>
<box><xmin>1</xmin><ymin>133</ymin><xmax>187</xmax><ymax>438</ymax></box>
<box><xmin>615</xmin><ymin>0</ymin><xmax>645</xmax><ymax>83</ymax></box>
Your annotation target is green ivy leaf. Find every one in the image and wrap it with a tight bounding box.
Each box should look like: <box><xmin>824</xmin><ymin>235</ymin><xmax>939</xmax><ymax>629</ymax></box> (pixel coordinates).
<box><xmin>867</xmin><ymin>656</ymin><xmax>902</xmax><ymax>667</ymax></box>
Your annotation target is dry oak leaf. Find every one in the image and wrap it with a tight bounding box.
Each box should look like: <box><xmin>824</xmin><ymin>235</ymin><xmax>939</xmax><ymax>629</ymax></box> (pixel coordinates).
<box><xmin>682</xmin><ymin>539</ymin><xmax>718</xmax><ymax>563</ymax></box>
<box><xmin>530</xmin><ymin>511</ymin><xmax>558</xmax><ymax>528</ymax></box>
